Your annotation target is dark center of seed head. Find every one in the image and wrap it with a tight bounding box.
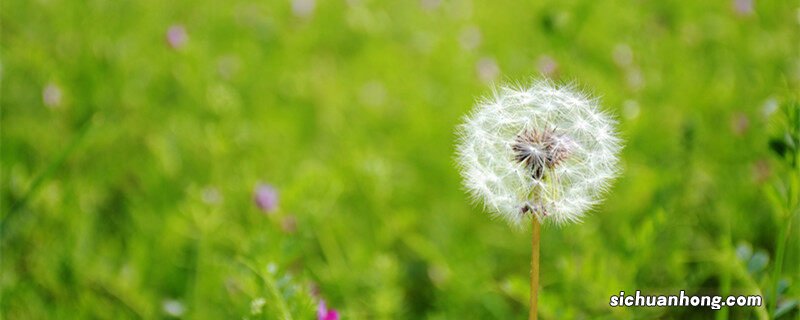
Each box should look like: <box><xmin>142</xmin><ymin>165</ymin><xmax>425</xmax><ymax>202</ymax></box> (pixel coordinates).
<box><xmin>511</xmin><ymin>128</ymin><xmax>571</xmax><ymax>181</ymax></box>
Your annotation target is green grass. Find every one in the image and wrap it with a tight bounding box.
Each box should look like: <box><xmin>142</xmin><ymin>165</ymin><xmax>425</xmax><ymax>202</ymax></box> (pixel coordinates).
<box><xmin>2</xmin><ymin>0</ymin><xmax>799</xmax><ymax>318</ymax></box>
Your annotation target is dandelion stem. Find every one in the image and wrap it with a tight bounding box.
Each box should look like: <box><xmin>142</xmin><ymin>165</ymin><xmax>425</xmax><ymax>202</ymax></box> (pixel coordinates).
<box><xmin>530</xmin><ymin>217</ymin><xmax>540</xmax><ymax>320</ymax></box>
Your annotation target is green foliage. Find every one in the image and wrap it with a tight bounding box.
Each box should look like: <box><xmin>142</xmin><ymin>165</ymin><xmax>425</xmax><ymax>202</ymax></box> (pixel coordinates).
<box><xmin>1</xmin><ymin>0</ymin><xmax>798</xmax><ymax>318</ymax></box>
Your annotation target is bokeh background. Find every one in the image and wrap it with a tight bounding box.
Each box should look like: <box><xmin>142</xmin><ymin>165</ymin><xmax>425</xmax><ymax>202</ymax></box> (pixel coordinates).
<box><xmin>2</xmin><ymin>0</ymin><xmax>799</xmax><ymax>319</ymax></box>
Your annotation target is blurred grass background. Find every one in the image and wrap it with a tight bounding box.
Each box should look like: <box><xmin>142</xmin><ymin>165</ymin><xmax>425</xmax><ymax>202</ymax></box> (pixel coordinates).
<box><xmin>2</xmin><ymin>0</ymin><xmax>799</xmax><ymax>318</ymax></box>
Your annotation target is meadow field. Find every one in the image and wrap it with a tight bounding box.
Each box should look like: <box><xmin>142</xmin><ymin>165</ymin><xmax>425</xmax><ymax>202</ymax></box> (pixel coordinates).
<box><xmin>2</xmin><ymin>0</ymin><xmax>799</xmax><ymax>318</ymax></box>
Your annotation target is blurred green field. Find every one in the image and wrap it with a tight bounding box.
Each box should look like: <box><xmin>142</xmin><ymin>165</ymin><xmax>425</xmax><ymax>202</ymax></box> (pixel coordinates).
<box><xmin>2</xmin><ymin>0</ymin><xmax>799</xmax><ymax>319</ymax></box>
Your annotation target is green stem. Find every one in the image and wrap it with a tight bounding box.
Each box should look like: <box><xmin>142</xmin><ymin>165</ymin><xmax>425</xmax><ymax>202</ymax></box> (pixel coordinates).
<box><xmin>770</xmin><ymin>103</ymin><xmax>798</xmax><ymax>319</ymax></box>
<box><xmin>529</xmin><ymin>218</ymin><xmax>540</xmax><ymax>320</ymax></box>
<box><xmin>240</xmin><ymin>259</ymin><xmax>293</xmax><ymax>320</ymax></box>
<box><xmin>2</xmin><ymin>113</ymin><xmax>95</xmax><ymax>238</ymax></box>
<box><xmin>729</xmin><ymin>253</ymin><xmax>769</xmax><ymax>320</ymax></box>
<box><xmin>769</xmin><ymin>224</ymin><xmax>788</xmax><ymax>319</ymax></box>
<box><xmin>264</xmin><ymin>271</ymin><xmax>293</xmax><ymax>320</ymax></box>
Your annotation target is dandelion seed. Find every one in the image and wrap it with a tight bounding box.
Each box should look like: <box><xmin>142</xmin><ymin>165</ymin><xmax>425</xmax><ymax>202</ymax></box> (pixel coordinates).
<box><xmin>512</xmin><ymin>128</ymin><xmax>573</xmax><ymax>181</ymax></box>
<box><xmin>254</xmin><ymin>183</ymin><xmax>279</xmax><ymax>213</ymax></box>
<box><xmin>456</xmin><ymin>79</ymin><xmax>622</xmax><ymax>226</ymax></box>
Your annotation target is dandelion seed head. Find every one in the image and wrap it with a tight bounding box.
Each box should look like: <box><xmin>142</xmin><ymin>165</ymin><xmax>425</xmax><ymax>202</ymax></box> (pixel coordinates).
<box><xmin>456</xmin><ymin>79</ymin><xmax>622</xmax><ymax>226</ymax></box>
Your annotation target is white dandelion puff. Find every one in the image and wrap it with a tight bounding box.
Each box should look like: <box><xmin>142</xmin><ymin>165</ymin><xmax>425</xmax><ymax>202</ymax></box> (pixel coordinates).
<box><xmin>456</xmin><ymin>79</ymin><xmax>622</xmax><ymax>227</ymax></box>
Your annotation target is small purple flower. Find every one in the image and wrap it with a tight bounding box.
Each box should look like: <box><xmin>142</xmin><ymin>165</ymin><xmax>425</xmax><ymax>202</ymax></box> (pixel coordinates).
<box><xmin>254</xmin><ymin>183</ymin><xmax>278</xmax><ymax>213</ymax></box>
<box><xmin>317</xmin><ymin>300</ymin><xmax>339</xmax><ymax>320</ymax></box>
<box><xmin>291</xmin><ymin>0</ymin><xmax>315</xmax><ymax>18</ymax></box>
<box><xmin>281</xmin><ymin>215</ymin><xmax>297</xmax><ymax>233</ymax></box>
<box><xmin>458</xmin><ymin>26</ymin><xmax>481</xmax><ymax>51</ymax></box>
<box><xmin>536</xmin><ymin>55</ymin><xmax>558</xmax><ymax>77</ymax></box>
<box><xmin>733</xmin><ymin>0</ymin><xmax>754</xmax><ymax>16</ymax></box>
<box><xmin>731</xmin><ymin>112</ymin><xmax>750</xmax><ymax>136</ymax></box>
<box><xmin>166</xmin><ymin>25</ymin><xmax>188</xmax><ymax>49</ymax></box>
<box><xmin>42</xmin><ymin>83</ymin><xmax>62</xmax><ymax>108</ymax></box>
<box><xmin>476</xmin><ymin>57</ymin><xmax>500</xmax><ymax>84</ymax></box>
